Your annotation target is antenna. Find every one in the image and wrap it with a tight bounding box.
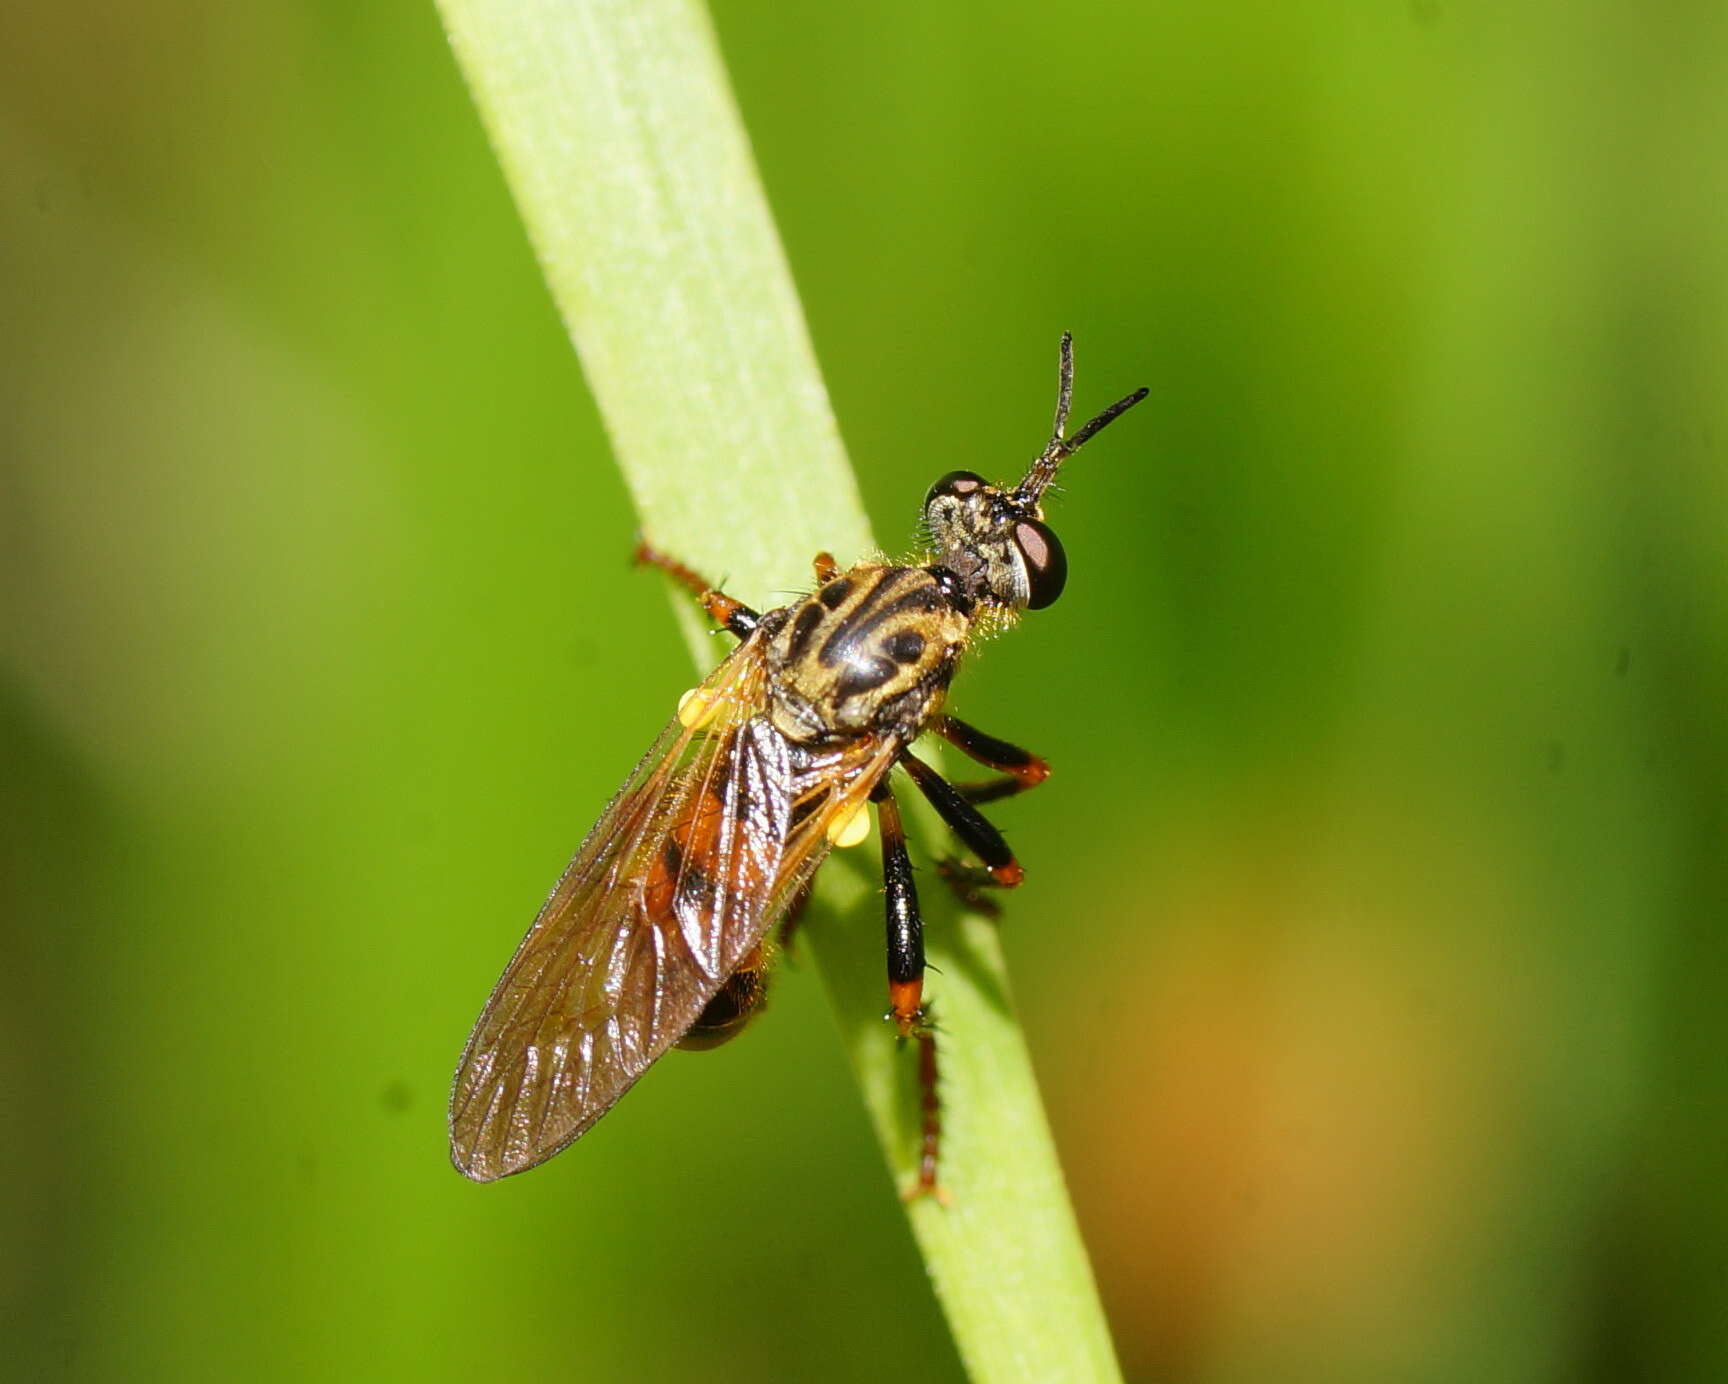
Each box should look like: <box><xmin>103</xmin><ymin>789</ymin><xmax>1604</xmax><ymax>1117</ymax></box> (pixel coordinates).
<box><xmin>1014</xmin><ymin>332</ymin><xmax>1149</xmax><ymax>506</ymax></box>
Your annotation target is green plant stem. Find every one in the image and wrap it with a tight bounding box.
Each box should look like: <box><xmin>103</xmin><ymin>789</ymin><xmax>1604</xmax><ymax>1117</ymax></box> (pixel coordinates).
<box><xmin>436</xmin><ymin>1</ymin><xmax>1122</xmax><ymax>1377</ymax></box>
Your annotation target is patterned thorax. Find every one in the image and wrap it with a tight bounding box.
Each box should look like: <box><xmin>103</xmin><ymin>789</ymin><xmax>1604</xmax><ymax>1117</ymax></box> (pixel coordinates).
<box><xmin>765</xmin><ymin>563</ymin><xmax>969</xmax><ymax>743</ymax></box>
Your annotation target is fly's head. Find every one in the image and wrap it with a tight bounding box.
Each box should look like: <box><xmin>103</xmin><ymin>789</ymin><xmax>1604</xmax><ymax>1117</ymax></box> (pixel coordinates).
<box><xmin>923</xmin><ymin>334</ymin><xmax>1147</xmax><ymax>614</ymax></box>
<box><xmin>923</xmin><ymin>470</ymin><xmax>1068</xmax><ymax>611</ymax></box>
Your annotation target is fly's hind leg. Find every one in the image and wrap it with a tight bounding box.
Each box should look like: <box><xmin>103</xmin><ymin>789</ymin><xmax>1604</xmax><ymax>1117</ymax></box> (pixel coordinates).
<box><xmin>873</xmin><ymin>778</ymin><xmax>949</xmax><ymax>1204</ymax></box>
<box><xmin>633</xmin><ymin>538</ymin><xmax>760</xmax><ymax>639</ymax></box>
<box><xmin>907</xmin><ymin>1022</ymin><xmax>945</xmax><ymax>1206</ymax></box>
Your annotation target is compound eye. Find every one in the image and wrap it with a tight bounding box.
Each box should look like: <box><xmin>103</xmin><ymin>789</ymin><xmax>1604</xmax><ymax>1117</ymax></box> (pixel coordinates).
<box><xmin>1014</xmin><ymin>519</ymin><xmax>1067</xmax><ymax>609</ymax></box>
<box><xmin>924</xmin><ymin>470</ymin><xmax>987</xmax><ymax>510</ymax></box>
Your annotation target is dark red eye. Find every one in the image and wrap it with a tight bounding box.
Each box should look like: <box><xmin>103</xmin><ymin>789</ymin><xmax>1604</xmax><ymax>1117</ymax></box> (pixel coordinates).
<box><xmin>924</xmin><ymin>470</ymin><xmax>986</xmax><ymax>509</ymax></box>
<box><xmin>1014</xmin><ymin>520</ymin><xmax>1067</xmax><ymax>609</ymax></box>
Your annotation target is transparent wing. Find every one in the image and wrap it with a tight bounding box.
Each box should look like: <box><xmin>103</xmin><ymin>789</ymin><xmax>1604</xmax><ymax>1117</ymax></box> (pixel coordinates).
<box><xmin>450</xmin><ymin>636</ymin><xmax>900</xmax><ymax>1181</ymax></box>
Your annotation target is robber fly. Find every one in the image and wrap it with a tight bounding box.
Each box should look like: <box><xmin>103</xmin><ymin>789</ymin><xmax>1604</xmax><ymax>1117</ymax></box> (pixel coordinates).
<box><xmin>450</xmin><ymin>335</ymin><xmax>1146</xmax><ymax>1193</ymax></box>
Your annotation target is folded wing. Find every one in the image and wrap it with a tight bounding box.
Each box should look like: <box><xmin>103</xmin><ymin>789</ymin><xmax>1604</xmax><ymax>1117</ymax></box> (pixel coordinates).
<box><xmin>450</xmin><ymin>636</ymin><xmax>900</xmax><ymax>1181</ymax></box>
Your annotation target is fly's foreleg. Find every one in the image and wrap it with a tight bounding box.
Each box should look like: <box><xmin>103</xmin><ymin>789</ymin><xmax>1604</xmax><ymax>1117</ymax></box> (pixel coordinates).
<box><xmin>936</xmin><ymin>714</ymin><xmax>1050</xmax><ymax>805</ymax></box>
<box><xmin>873</xmin><ymin>778</ymin><xmax>948</xmax><ymax>1203</ymax></box>
<box><xmin>633</xmin><ymin>538</ymin><xmax>760</xmax><ymax>639</ymax></box>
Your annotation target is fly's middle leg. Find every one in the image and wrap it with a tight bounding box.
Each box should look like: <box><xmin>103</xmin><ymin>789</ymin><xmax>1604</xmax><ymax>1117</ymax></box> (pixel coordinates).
<box><xmin>899</xmin><ymin>750</ymin><xmax>1025</xmax><ymax>889</ymax></box>
<box><xmin>633</xmin><ymin>538</ymin><xmax>760</xmax><ymax>639</ymax></box>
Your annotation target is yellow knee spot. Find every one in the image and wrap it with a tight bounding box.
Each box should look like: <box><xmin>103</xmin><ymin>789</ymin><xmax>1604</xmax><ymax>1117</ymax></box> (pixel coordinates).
<box><xmin>677</xmin><ymin>686</ymin><xmax>724</xmax><ymax>730</ymax></box>
<box><xmin>827</xmin><ymin>802</ymin><xmax>872</xmax><ymax>848</ymax></box>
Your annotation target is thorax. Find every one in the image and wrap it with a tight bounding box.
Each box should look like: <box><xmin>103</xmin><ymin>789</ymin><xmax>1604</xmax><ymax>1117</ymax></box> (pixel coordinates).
<box><xmin>764</xmin><ymin>563</ymin><xmax>969</xmax><ymax>743</ymax></box>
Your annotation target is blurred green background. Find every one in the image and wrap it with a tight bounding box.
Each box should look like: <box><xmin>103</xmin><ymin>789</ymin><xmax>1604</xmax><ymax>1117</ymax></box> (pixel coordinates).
<box><xmin>4</xmin><ymin>1</ymin><xmax>1725</xmax><ymax>1380</ymax></box>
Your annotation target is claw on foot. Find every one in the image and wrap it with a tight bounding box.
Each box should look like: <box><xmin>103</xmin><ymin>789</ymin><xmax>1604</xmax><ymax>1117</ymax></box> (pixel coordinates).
<box><xmin>901</xmin><ymin>1176</ymin><xmax>954</xmax><ymax>1208</ymax></box>
<box><xmin>935</xmin><ymin>857</ymin><xmax>1004</xmax><ymax>918</ymax></box>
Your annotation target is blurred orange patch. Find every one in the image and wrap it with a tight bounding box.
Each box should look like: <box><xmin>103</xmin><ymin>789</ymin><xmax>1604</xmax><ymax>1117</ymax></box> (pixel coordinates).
<box><xmin>1056</xmin><ymin>797</ymin><xmax>1552</xmax><ymax>1380</ymax></box>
